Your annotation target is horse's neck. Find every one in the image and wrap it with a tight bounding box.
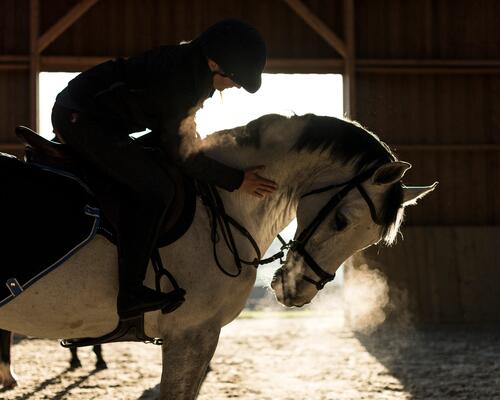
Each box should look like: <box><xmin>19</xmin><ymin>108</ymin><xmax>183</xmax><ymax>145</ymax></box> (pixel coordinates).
<box><xmin>200</xmin><ymin>122</ymin><xmax>348</xmax><ymax>253</ymax></box>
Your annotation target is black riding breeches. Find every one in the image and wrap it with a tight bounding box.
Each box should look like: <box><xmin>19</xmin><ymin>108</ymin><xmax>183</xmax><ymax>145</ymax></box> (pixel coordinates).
<box><xmin>51</xmin><ymin>105</ymin><xmax>175</xmax><ymax>288</ymax></box>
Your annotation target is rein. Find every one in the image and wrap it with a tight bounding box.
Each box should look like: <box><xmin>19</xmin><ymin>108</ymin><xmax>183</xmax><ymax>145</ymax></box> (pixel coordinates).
<box><xmin>198</xmin><ymin>167</ymin><xmax>381</xmax><ymax>290</ymax></box>
<box><xmin>197</xmin><ymin>183</ymin><xmax>285</xmax><ymax>278</ymax></box>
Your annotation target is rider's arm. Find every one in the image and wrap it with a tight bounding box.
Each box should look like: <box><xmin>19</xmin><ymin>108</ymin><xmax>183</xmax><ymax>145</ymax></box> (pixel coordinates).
<box><xmin>156</xmin><ymin>117</ymin><xmax>244</xmax><ymax>192</ymax></box>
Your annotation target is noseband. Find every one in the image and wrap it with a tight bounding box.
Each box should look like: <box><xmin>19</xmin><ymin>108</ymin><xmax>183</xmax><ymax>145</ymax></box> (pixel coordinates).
<box><xmin>282</xmin><ymin>167</ymin><xmax>382</xmax><ymax>290</ymax></box>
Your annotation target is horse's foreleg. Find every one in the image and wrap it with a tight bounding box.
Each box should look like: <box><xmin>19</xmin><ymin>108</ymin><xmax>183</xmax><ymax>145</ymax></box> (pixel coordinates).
<box><xmin>159</xmin><ymin>327</ymin><xmax>220</xmax><ymax>400</ymax></box>
<box><xmin>0</xmin><ymin>329</ymin><xmax>17</xmax><ymax>389</ymax></box>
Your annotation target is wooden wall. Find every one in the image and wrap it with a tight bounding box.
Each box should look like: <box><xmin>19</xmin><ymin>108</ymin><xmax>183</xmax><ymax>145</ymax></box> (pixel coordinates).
<box><xmin>39</xmin><ymin>0</ymin><xmax>341</xmax><ymax>59</ymax></box>
<box><xmin>361</xmin><ymin>227</ymin><xmax>500</xmax><ymax>323</ymax></box>
<box><xmin>350</xmin><ymin>0</ymin><xmax>500</xmax><ymax>323</ymax></box>
<box><xmin>0</xmin><ymin>0</ymin><xmax>498</xmax><ymax>322</ymax></box>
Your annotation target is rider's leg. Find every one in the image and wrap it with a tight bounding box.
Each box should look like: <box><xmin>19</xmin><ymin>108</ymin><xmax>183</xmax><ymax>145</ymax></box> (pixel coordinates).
<box><xmin>115</xmin><ymin>188</ymin><xmax>176</xmax><ymax>318</ymax></box>
<box><xmin>52</xmin><ymin>105</ymin><xmax>181</xmax><ymax>317</ymax></box>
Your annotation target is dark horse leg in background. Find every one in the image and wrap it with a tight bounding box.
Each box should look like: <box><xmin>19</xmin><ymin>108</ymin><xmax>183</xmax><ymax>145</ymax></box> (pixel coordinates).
<box><xmin>0</xmin><ymin>329</ymin><xmax>17</xmax><ymax>389</ymax></box>
<box><xmin>70</xmin><ymin>345</ymin><xmax>107</xmax><ymax>370</ymax></box>
<box><xmin>0</xmin><ymin>329</ymin><xmax>107</xmax><ymax>389</ymax></box>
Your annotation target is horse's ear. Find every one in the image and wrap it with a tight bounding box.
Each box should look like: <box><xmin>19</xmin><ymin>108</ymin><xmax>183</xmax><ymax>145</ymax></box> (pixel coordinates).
<box><xmin>371</xmin><ymin>161</ymin><xmax>412</xmax><ymax>186</ymax></box>
<box><xmin>402</xmin><ymin>183</ymin><xmax>438</xmax><ymax>206</ymax></box>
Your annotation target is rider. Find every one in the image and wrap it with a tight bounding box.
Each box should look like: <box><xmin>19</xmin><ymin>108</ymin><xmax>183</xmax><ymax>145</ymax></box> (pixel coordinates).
<box><xmin>51</xmin><ymin>19</ymin><xmax>278</xmax><ymax>319</ymax></box>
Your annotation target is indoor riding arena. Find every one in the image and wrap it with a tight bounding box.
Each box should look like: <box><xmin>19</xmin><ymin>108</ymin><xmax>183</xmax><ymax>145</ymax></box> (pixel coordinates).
<box><xmin>0</xmin><ymin>1</ymin><xmax>499</xmax><ymax>399</ymax></box>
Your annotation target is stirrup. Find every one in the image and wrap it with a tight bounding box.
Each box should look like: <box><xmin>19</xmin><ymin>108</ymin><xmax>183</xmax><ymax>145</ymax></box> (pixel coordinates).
<box><xmin>60</xmin><ymin>314</ymin><xmax>163</xmax><ymax>348</ymax></box>
<box><xmin>60</xmin><ymin>288</ymin><xmax>185</xmax><ymax>348</ymax></box>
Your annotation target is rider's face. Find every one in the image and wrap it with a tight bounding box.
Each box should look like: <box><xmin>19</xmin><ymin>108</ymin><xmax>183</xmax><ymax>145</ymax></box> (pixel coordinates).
<box><xmin>207</xmin><ymin>59</ymin><xmax>241</xmax><ymax>91</ymax></box>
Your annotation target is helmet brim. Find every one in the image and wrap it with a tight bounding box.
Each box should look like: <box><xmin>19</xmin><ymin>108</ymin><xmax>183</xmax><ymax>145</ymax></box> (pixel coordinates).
<box><xmin>236</xmin><ymin>72</ymin><xmax>262</xmax><ymax>94</ymax></box>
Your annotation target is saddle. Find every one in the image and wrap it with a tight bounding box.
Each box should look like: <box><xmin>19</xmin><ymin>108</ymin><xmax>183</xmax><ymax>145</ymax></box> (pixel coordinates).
<box><xmin>15</xmin><ymin>126</ymin><xmax>197</xmax><ymax>246</ymax></box>
<box><xmin>12</xmin><ymin>126</ymin><xmax>198</xmax><ymax>347</ymax></box>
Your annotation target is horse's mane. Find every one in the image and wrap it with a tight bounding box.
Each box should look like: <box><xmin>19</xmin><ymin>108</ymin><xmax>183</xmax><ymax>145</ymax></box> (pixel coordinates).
<box><xmin>294</xmin><ymin>114</ymin><xmax>405</xmax><ymax>245</ymax></box>
<box><xmin>220</xmin><ymin>113</ymin><xmax>404</xmax><ymax>245</ymax></box>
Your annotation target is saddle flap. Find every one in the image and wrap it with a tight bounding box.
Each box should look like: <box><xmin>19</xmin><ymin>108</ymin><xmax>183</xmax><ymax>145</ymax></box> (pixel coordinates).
<box><xmin>15</xmin><ymin>126</ymin><xmax>71</xmax><ymax>160</ymax></box>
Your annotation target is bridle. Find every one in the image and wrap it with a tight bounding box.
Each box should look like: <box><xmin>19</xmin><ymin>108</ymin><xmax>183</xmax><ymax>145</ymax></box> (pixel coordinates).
<box><xmin>283</xmin><ymin>167</ymin><xmax>382</xmax><ymax>290</ymax></box>
<box><xmin>199</xmin><ymin>167</ymin><xmax>382</xmax><ymax>291</ymax></box>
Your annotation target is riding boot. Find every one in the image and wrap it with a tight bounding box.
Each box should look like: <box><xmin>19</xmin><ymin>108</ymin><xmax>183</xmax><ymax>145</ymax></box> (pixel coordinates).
<box><xmin>116</xmin><ymin>195</ymin><xmax>180</xmax><ymax>319</ymax></box>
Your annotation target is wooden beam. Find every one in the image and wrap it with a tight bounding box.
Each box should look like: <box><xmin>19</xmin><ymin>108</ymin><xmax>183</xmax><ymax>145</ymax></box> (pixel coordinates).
<box><xmin>358</xmin><ymin>67</ymin><xmax>500</xmax><ymax>75</ymax></box>
<box><xmin>0</xmin><ymin>64</ymin><xmax>29</xmax><ymax>71</ymax></box>
<box><xmin>37</xmin><ymin>0</ymin><xmax>99</xmax><ymax>53</ymax></box>
<box><xmin>283</xmin><ymin>0</ymin><xmax>347</xmax><ymax>58</ymax></box>
<box><xmin>6</xmin><ymin>53</ymin><xmax>499</xmax><ymax>73</ymax></box>
<box><xmin>41</xmin><ymin>55</ymin><xmax>110</xmax><ymax>71</ymax></box>
<box><xmin>30</xmin><ymin>0</ymin><xmax>40</xmax><ymax>131</ymax></box>
<box><xmin>0</xmin><ymin>56</ymin><xmax>30</xmax><ymax>63</ymax></box>
<box><xmin>391</xmin><ymin>144</ymin><xmax>500</xmax><ymax>151</ymax></box>
<box><xmin>357</xmin><ymin>59</ymin><xmax>500</xmax><ymax>74</ymax></box>
<box><xmin>258</xmin><ymin>58</ymin><xmax>344</xmax><ymax>73</ymax></box>
<box><xmin>358</xmin><ymin>59</ymin><xmax>500</xmax><ymax>67</ymax></box>
<box><xmin>0</xmin><ymin>144</ymin><xmax>25</xmax><ymax>152</ymax></box>
<box><xmin>0</xmin><ymin>55</ymin><xmax>29</xmax><ymax>70</ymax></box>
<box><xmin>39</xmin><ymin>56</ymin><xmax>346</xmax><ymax>73</ymax></box>
<box><xmin>343</xmin><ymin>0</ymin><xmax>356</xmax><ymax>119</ymax></box>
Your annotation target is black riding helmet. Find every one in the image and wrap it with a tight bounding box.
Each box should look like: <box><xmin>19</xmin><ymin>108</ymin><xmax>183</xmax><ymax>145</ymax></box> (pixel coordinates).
<box><xmin>196</xmin><ymin>19</ymin><xmax>267</xmax><ymax>93</ymax></box>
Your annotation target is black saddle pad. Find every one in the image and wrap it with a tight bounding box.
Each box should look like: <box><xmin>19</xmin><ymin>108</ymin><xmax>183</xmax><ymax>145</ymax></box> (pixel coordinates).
<box><xmin>0</xmin><ymin>153</ymin><xmax>100</xmax><ymax>307</ymax></box>
<box><xmin>0</xmin><ymin>151</ymin><xmax>198</xmax><ymax>308</ymax></box>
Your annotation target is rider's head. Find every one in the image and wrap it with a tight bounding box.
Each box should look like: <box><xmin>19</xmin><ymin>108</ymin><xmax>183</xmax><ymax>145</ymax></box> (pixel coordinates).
<box><xmin>196</xmin><ymin>19</ymin><xmax>267</xmax><ymax>93</ymax></box>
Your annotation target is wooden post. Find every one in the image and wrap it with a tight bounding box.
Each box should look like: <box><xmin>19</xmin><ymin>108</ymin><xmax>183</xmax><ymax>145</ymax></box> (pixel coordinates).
<box><xmin>29</xmin><ymin>0</ymin><xmax>40</xmax><ymax>131</ymax></box>
<box><xmin>343</xmin><ymin>0</ymin><xmax>356</xmax><ymax>119</ymax></box>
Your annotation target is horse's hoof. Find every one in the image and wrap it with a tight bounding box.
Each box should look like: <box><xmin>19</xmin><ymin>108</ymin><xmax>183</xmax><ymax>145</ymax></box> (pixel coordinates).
<box><xmin>69</xmin><ymin>359</ymin><xmax>82</xmax><ymax>369</ymax></box>
<box><xmin>1</xmin><ymin>378</ymin><xmax>17</xmax><ymax>390</ymax></box>
<box><xmin>95</xmin><ymin>361</ymin><xmax>108</xmax><ymax>370</ymax></box>
<box><xmin>0</xmin><ymin>364</ymin><xmax>18</xmax><ymax>390</ymax></box>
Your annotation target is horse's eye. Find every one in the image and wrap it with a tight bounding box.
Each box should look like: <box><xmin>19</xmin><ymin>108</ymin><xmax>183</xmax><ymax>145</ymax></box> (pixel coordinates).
<box><xmin>334</xmin><ymin>212</ymin><xmax>348</xmax><ymax>231</ymax></box>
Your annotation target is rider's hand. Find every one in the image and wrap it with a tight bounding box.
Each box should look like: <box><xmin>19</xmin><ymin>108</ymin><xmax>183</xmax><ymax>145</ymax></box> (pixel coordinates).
<box><xmin>239</xmin><ymin>166</ymin><xmax>278</xmax><ymax>198</ymax></box>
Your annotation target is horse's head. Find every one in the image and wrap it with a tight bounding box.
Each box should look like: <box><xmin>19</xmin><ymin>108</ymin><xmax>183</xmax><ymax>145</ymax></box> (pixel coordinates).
<box><xmin>204</xmin><ymin>113</ymin><xmax>436</xmax><ymax>307</ymax></box>
<box><xmin>271</xmin><ymin>134</ymin><xmax>436</xmax><ymax>307</ymax></box>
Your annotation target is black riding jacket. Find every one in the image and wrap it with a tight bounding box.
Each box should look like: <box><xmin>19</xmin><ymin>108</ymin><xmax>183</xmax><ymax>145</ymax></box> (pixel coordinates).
<box><xmin>56</xmin><ymin>41</ymin><xmax>244</xmax><ymax>191</ymax></box>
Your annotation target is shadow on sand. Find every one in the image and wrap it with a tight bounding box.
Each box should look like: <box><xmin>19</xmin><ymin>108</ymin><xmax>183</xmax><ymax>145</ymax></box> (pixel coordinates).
<box><xmin>10</xmin><ymin>366</ymin><xmax>102</xmax><ymax>400</ymax></box>
<box><xmin>355</xmin><ymin>325</ymin><xmax>500</xmax><ymax>400</ymax></box>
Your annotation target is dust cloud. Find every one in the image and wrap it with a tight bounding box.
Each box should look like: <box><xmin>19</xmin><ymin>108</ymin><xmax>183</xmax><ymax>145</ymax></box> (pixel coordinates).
<box><xmin>342</xmin><ymin>262</ymin><xmax>391</xmax><ymax>333</ymax></box>
<box><xmin>288</xmin><ymin>256</ymin><xmax>413</xmax><ymax>335</ymax></box>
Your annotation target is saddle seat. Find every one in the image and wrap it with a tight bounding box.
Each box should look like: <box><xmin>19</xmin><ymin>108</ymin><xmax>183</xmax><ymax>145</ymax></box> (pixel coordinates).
<box><xmin>16</xmin><ymin>126</ymin><xmax>70</xmax><ymax>161</ymax></box>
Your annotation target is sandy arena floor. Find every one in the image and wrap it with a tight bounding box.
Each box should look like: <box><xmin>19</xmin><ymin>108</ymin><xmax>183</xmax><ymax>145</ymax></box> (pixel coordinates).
<box><xmin>1</xmin><ymin>312</ymin><xmax>499</xmax><ymax>400</ymax></box>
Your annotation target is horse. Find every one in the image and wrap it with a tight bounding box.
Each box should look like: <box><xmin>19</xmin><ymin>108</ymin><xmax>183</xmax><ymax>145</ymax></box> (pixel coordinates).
<box><xmin>0</xmin><ymin>329</ymin><xmax>106</xmax><ymax>390</ymax></box>
<box><xmin>0</xmin><ymin>113</ymin><xmax>436</xmax><ymax>399</ymax></box>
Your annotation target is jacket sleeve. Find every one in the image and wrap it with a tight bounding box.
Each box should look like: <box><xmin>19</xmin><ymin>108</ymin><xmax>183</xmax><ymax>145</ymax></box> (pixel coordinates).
<box><xmin>182</xmin><ymin>151</ymin><xmax>244</xmax><ymax>192</ymax></box>
<box><xmin>156</xmin><ymin>118</ymin><xmax>244</xmax><ymax>192</ymax></box>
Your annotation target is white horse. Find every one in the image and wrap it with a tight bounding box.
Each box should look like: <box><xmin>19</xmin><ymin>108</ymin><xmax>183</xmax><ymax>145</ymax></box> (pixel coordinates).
<box><xmin>0</xmin><ymin>113</ymin><xmax>435</xmax><ymax>399</ymax></box>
